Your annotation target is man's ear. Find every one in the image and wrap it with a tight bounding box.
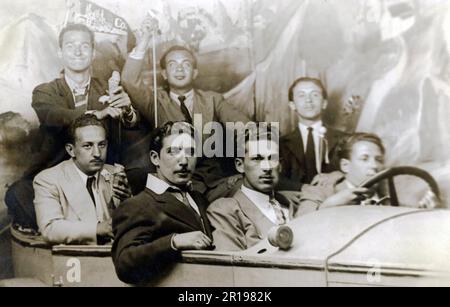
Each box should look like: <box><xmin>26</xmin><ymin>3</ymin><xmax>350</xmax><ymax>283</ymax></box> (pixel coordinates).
<box><xmin>276</xmin><ymin>160</ymin><xmax>282</xmax><ymax>174</ymax></box>
<box><xmin>161</xmin><ymin>69</ymin><xmax>167</xmax><ymax>80</ymax></box>
<box><xmin>340</xmin><ymin>158</ymin><xmax>350</xmax><ymax>174</ymax></box>
<box><xmin>235</xmin><ymin>158</ymin><xmax>245</xmax><ymax>174</ymax></box>
<box><xmin>149</xmin><ymin>150</ymin><xmax>160</xmax><ymax>167</ymax></box>
<box><xmin>322</xmin><ymin>99</ymin><xmax>328</xmax><ymax>110</ymax></box>
<box><xmin>192</xmin><ymin>69</ymin><xmax>199</xmax><ymax>80</ymax></box>
<box><xmin>65</xmin><ymin>143</ymin><xmax>75</xmax><ymax>158</ymax></box>
<box><xmin>288</xmin><ymin>101</ymin><xmax>296</xmax><ymax>112</ymax></box>
<box><xmin>57</xmin><ymin>49</ymin><xmax>63</xmax><ymax>60</ymax></box>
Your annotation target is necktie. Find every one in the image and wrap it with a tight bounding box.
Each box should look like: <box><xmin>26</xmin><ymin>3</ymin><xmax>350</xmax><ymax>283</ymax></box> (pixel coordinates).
<box><xmin>305</xmin><ymin>127</ymin><xmax>317</xmax><ymax>183</ymax></box>
<box><xmin>86</xmin><ymin>176</ymin><xmax>96</xmax><ymax>207</ymax></box>
<box><xmin>181</xmin><ymin>192</ymin><xmax>198</xmax><ymax>215</ymax></box>
<box><xmin>168</xmin><ymin>187</ymin><xmax>197</xmax><ymax>214</ymax></box>
<box><xmin>73</xmin><ymin>86</ymin><xmax>89</xmax><ymax>107</ymax></box>
<box><xmin>178</xmin><ymin>95</ymin><xmax>192</xmax><ymax>123</ymax></box>
<box><xmin>269</xmin><ymin>197</ymin><xmax>287</xmax><ymax>225</ymax></box>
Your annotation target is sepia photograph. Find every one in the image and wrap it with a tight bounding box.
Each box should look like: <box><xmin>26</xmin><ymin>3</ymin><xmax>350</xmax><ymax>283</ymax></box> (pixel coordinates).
<box><xmin>0</xmin><ymin>0</ymin><xmax>449</xmax><ymax>289</ymax></box>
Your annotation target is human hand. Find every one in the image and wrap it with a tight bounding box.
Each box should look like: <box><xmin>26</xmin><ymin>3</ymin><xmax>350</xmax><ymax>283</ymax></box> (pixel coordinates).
<box><xmin>97</xmin><ymin>219</ymin><xmax>113</xmax><ymax>237</ymax></box>
<box><xmin>418</xmin><ymin>190</ymin><xmax>440</xmax><ymax>209</ymax></box>
<box><xmin>278</xmin><ymin>190</ymin><xmax>302</xmax><ymax>206</ymax></box>
<box><xmin>135</xmin><ymin>16</ymin><xmax>159</xmax><ymax>52</ymax></box>
<box><xmin>108</xmin><ymin>87</ymin><xmax>132</xmax><ymax>109</ymax></box>
<box><xmin>93</xmin><ymin>106</ymin><xmax>123</xmax><ymax>120</ymax></box>
<box><xmin>321</xmin><ymin>187</ymin><xmax>371</xmax><ymax>209</ymax></box>
<box><xmin>112</xmin><ymin>173</ymin><xmax>132</xmax><ymax>201</ymax></box>
<box><xmin>172</xmin><ymin>231</ymin><xmax>212</xmax><ymax>251</ymax></box>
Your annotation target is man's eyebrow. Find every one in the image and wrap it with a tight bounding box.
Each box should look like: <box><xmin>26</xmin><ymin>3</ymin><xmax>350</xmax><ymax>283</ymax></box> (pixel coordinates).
<box><xmin>167</xmin><ymin>59</ymin><xmax>192</xmax><ymax>63</ymax></box>
<box><xmin>249</xmin><ymin>153</ymin><xmax>263</xmax><ymax>158</ymax></box>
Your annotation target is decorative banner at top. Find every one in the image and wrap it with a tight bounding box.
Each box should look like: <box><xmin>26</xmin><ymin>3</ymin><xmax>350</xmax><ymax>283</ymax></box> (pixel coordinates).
<box><xmin>65</xmin><ymin>0</ymin><xmax>130</xmax><ymax>36</ymax></box>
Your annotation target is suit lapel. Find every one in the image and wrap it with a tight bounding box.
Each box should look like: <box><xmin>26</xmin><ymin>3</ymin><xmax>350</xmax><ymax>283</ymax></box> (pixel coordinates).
<box><xmin>324</xmin><ymin>126</ymin><xmax>342</xmax><ymax>151</ymax></box>
<box><xmin>57</xmin><ymin>78</ymin><xmax>76</xmax><ymax>109</ymax></box>
<box><xmin>193</xmin><ymin>90</ymin><xmax>214</xmax><ymax>123</ymax></box>
<box><xmin>233</xmin><ymin>190</ymin><xmax>275</xmax><ymax>238</ymax></box>
<box><xmin>190</xmin><ymin>192</ymin><xmax>212</xmax><ymax>238</ymax></box>
<box><xmin>151</xmin><ymin>190</ymin><xmax>202</xmax><ymax>231</ymax></box>
<box><xmin>284</xmin><ymin>128</ymin><xmax>305</xmax><ymax>165</ymax></box>
<box><xmin>88</xmin><ymin>79</ymin><xmax>106</xmax><ymax>110</ymax></box>
<box><xmin>61</xmin><ymin>160</ymin><xmax>97</xmax><ymax>222</ymax></box>
<box><xmin>159</xmin><ymin>90</ymin><xmax>189</xmax><ymax>122</ymax></box>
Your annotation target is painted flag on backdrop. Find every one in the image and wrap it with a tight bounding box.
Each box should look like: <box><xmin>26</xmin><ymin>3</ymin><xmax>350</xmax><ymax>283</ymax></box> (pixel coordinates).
<box><xmin>64</xmin><ymin>0</ymin><xmax>135</xmax><ymax>52</ymax></box>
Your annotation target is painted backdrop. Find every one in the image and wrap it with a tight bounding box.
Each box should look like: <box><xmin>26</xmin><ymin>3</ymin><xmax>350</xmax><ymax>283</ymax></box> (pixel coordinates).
<box><xmin>0</xmin><ymin>0</ymin><xmax>449</xmax><ymax>211</ymax></box>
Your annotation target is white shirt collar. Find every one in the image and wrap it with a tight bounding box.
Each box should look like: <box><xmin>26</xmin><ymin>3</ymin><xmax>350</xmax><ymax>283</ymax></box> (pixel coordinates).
<box><xmin>298</xmin><ymin>120</ymin><xmax>323</xmax><ymax>134</ymax></box>
<box><xmin>64</xmin><ymin>74</ymin><xmax>91</xmax><ymax>92</ymax></box>
<box><xmin>169</xmin><ymin>89</ymin><xmax>194</xmax><ymax>114</ymax></box>
<box><xmin>145</xmin><ymin>173</ymin><xmax>192</xmax><ymax>194</ymax></box>
<box><xmin>146</xmin><ymin>174</ymin><xmax>173</xmax><ymax>194</ymax></box>
<box><xmin>145</xmin><ymin>174</ymin><xmax>199</xmax><ymax>214</ymax></box>
<box><xmin>241</xmin><ymin>184</ymin><xmax>271</xmax><ymax>207</ymax></box>
<box><xmin>73</xmin><ymin>159</ymin><xmax>99</xmax><ymax>187</ymax></box>
<box><xmin>241</xmin><ymin>185</ymin><xmax>283</xmax><ymax>224</ymax></box>
<box><xmin>170</xmin><ymin>89</ymin><xmax>194</xmax><ymax>101</ymax></box>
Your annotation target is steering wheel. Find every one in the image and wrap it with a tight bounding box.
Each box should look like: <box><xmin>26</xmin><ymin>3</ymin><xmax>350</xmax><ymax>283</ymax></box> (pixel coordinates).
<box><xmin>359</xmin><ymin>166</ymin><xmax>441</xmax><ymax>207</ymax></box>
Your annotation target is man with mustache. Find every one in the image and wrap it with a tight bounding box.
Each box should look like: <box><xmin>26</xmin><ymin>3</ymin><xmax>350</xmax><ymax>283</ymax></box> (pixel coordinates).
<box><xmin>5</xmin><ymin>23</ymin><xmax>137</xmax><ymax>232</ymax></box>
<box><xmin>33</xmin><ymin>114</ymin><xmax>131</xmax><ymax>245</ymax></box>
<box><xmin>121</xmin><ymin>16</ymin><xmax>250</xmax><ymax>199</ymax></box>
<box><xmin>112</xmin><ymin>121</ymin><xmax>213</xmax><ymax>285</ymax></box>
<box><xmin>207</xmin><ymin>124</ymin><xmax>292</xmax><ymax>251</ymax></box>
<box><xmin>280</xmin><ymin>77</ymin><xmax>348</xmax><ymax>192</ymax></box>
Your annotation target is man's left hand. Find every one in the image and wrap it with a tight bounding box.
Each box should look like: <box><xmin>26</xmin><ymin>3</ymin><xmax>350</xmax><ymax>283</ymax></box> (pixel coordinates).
<box><xmin>109</xmin><ymin>86</ymin><xmax>132</xmax><ymax>109</ymax></box>
<box><xmin>418</xmin><ymin>190</ymin><xmax>440</xmax><ymax>209</ymax></box>
<box><xmin>112</xmin><ymin>176</ymin><xmax>132</xmax><ymax>201</ymax></box>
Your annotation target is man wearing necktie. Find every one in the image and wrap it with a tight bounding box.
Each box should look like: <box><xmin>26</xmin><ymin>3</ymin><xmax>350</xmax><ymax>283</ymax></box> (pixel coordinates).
<box><xmin>33</xmin><ymin>114</ymin><xmax>131</xmax><ymax>245</ymax></box>
<box><xmin>112</xmin><ymin>121</ymin><xmax>213</xmax><ymax>285</ymax></box>
<box><xmin>280</xmin><ymin>77</ymin><xmax>349</xmax><ymax>193</ymax></box>
<box><xmin>207</xmin><ymin>124</ymin><xmax>292</xmax><ymax>251</ymax></box>
<box><xmin>122</xmin><ymin>16</ymin><xmax>251</xmax><ymax>199</ymax></box>
<box><xmin>6</xmin><ymin>23</ymin><xmax>138</xmax><ymax>232</ymax></box>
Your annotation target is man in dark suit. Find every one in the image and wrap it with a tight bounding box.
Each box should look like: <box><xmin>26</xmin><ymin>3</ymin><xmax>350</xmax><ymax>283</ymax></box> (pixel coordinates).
<box><xmin>33</xmin><ymin>23</ymin><xmax>137</xmax><ymax>167</ymax></box>
<box><xmin>5</xmin><ymin>24</ymin><xmax>137</xmax><ymax>231</ymax></box>
<box><xmin>112</xmin><ymin>121</ymin><xmax>213</xmax><ymax>285</ymax></box>
<box><xmin>280</xmin><ymin>77</ymin><xmax>348</xmax><ymax>191</ymax></box>
<box><xmin>121</xmin><ymin>16</ymin><xmax>250</xmax><ymax>197</ymax></box>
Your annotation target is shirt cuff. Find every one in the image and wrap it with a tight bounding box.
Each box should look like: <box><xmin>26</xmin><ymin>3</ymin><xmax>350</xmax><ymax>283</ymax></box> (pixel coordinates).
<box><xmin>129</xmin><ymin>48</ymin><xmax>146</xmax><ymax>60</ymax></box>
<box><xmin>122</xmin><ymin>106</ymin><xmax>137</xmax><ymax>124</ymax></box>
<box><xmin>170</xmin><ymin>234</ymin><xmax>178</xmax><ymax>251</ymax></box>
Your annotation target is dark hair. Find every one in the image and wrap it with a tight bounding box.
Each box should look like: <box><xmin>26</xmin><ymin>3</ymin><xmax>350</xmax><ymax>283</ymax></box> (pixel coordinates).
<box><xmin>150</xmin><ymin>121</ymin><xmax>196</xmax><ymax>154</ymax></box>
<box><xmin>67</xmin><ymin>114</ymin><xmax>107</xmax><ymax>144</ymax></box>
<box><xmin>59</xmin><ymin>23</ymin><xmax>95</xmax><ymax>48</ymax></box>
<box><xmin>288</xmin><ymin>77</ymin><xmax>327</xmax><ymax>101</ymax></box>
<box><xmin>236</xmin><ymin>122</ymin><xmax>280</xmax><ymax>157</ymax></box>
<box><xmin>159</xmin><ymin>45</ymin><xmax>198</xmax><ymax>70</ymax></box>
<box><xmin>338</xmin><ymin>132</ymin><xmax>385</xmax><ymax>160</ymax></box>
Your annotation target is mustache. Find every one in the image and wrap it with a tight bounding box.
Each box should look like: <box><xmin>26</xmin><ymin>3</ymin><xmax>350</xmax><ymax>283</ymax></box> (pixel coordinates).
<box><xmin>90</xmin><ymin>159</ymin><xmax>104</xmax><ymax>163</ymax></box>
<box><xmin>174</xmin><ymin>168</ymin><xmax>191</xmax><ymax>174</ymax></box>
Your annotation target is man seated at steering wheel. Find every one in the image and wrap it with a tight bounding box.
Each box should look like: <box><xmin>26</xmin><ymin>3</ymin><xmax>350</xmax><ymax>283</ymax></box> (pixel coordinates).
<box><xmin>297</xmin><ymin>133</ymin><xmax>389</xmax><ymax>214</ymax></box>
<box><xmin>298</xmin><ymin>133</ymin><xmax>439</xmax><ymax>214</ymax></box>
